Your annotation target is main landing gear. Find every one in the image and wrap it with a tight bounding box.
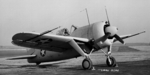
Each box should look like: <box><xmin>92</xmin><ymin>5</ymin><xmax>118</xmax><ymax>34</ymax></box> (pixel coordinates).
<box><xmin>81</xmin><ymin>55</ymin><xmax>117</xmax><ymax>70</ymax></box>
<box><xmin>106</xmin><ymin>56</ymin><xmax>116</xmax><ymax>67</ymax></box>
<box><xmin>81</xmin><ymin>50</ymin><xmax>117</xmax><ymax>70</ymax></box>
<box><xmin>101</xmin><ymin>46</ymin><xmax>117</xmax><ymax>67</ymax></box>
<box><xmin>82</xmin><ymin>49</ymin><xmax>95</xmax><ymax>70</ymax></box>
<box><xmin>82</xmin><ymin>57</ymin><xmax>93</xmax><ymax>70</ymax></box>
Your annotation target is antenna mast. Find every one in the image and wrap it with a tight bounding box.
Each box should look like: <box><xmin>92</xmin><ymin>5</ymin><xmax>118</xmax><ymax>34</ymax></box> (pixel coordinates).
<box><xmin>85</xmin><ymin>8</ymin><xmax>91</xmax><ymax>26</ymax></box>
<box><xmin>85</xmin><ymin>8</ymin><xmax>91</xmax><ymax>38</ymax></box>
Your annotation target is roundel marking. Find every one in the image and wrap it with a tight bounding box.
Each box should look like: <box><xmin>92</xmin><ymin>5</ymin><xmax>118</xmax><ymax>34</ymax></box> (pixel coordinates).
<box><xmin>40</xmin><ymin>50</ymin><xmax>46</xmax><ymax>57</ymax></box>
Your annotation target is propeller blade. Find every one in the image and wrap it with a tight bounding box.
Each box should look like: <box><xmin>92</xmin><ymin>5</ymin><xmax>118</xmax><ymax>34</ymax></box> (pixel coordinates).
<box><xmin>105</xmin><ymin>6</ymin><xmax>110</xmax><ymax>25</ymax></box>
<box><xmin>114</xmin><ymin>34</ymin><xmax>124</xmax><ymax>44</ymax></box>
<box><xmin>95</xmin><ymin>33</ymin><xmax>111</xmax><ymax>44</ymax></box>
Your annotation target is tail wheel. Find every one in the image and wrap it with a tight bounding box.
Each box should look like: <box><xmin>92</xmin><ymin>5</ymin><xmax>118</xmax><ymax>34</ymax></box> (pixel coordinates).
<box><xmin>82</xmin><ymin>58</ymin><xmax>93</xmax><ymax>70</ymax></box>
<box><xmin>106</xmin><ymin>56</ymin><xmax>116</xmax><ymax>67</ymax></box>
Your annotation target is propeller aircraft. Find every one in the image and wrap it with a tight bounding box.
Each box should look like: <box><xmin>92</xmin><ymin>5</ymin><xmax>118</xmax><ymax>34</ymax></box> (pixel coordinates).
<box><xmin>8</xmin><ymin>9</ymin><xmax>145</xmax><ymax>70</ymax></box>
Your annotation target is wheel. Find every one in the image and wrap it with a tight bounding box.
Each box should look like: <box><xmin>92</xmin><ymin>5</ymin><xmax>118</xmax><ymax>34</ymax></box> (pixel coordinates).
<box><xmin>106</xmin><ymin>56</ymin><xmax>116</xmax><ymax>67</ymax></box>
<box><xmin>82</xmin><ymin>58</ymin><xmax>93</xmax><ymax>70</ymax></box>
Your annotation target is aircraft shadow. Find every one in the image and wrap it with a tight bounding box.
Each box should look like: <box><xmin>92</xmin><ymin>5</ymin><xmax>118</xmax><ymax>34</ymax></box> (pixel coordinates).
<box><xmin>17</xmin><ymin>59</ymin><xmax>150</xmax><ymax>72</ymax></box>
<box><xmin>19</xmin><ymin>61</ymin><xmax>67</xmax><ymax>68</ymax></box>
<box><xmin>61</xmin><ymin>59</ymin><xmax>150</xmax><ymax>71</ymax></box>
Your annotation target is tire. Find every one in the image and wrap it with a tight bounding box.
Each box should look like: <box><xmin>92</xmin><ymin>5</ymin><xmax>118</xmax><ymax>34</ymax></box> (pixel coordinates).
<box><xmin>106</xmin><ymin>56</ymin><xmax>116</xmax><ymax>67</ymax></box>
<box><xmin>82</xmin><ymin>58</ymin><xmax>93</xmax><ymax>70</ymax></box>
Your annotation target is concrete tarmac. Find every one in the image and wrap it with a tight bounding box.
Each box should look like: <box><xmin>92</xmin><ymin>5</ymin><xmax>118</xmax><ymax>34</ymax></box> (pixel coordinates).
<box><xmin>0</xmin><ymin>51</ymin><xmax>150</xmax><ymax>75</ymax></box>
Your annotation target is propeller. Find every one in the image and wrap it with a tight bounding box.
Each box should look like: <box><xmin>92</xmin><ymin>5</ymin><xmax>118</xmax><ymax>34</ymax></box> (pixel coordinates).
<box><xmin>103</xmin><ymin>23</ymin><xmax>124</xmax><ymax>44</ymax></box>
<box><xmin>114</xmin><ymin>34</ymin><xmax>124</xmax><ymax>44</ymax></box>
<box><xmin>103</xmin><ymin>7</ymin><xmax>124</xmax><ymax>44</ymax></box>
<box><xmin>88</xmin><ymin>7</ymin><xmax>124</xmax><ymax>49</ymax></box>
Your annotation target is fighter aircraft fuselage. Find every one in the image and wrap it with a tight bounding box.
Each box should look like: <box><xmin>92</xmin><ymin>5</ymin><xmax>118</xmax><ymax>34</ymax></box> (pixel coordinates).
<box><xmin>27</xmin><ymin>48</ymin><xmax>80</xmax><ymax>63</ymax></box>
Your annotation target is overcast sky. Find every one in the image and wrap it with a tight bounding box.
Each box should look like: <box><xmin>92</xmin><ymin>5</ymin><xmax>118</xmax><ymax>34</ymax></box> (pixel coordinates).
<box><xmin>0</xmin><ymin>0</ymin><xmax>150</xmax><ymax>46</ymax></box>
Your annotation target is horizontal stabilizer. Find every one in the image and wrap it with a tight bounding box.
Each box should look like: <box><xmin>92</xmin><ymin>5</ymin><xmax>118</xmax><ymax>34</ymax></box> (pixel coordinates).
<box><xmin>7</xmin><ymin>55</ymin><xmax>36</xmax><ymax>60</ymax></box>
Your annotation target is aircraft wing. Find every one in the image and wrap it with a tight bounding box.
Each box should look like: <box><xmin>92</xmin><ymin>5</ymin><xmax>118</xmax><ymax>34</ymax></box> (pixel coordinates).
<box><xmin>114</xmin><ymin>31</ymin><xmax>145</xmax><ymax>43</ymax></box>
<box><xmin>12</xmin><ymin>32</ymin><xmax>89</xmax><ymax>52</ymax></box>
<box><xmin>7</xmin><ymin>55</ymin><xmax>36</xmax><ymax>60</ymax></box>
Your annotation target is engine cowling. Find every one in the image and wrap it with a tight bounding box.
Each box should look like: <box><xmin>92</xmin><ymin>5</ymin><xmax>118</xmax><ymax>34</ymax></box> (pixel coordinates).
<box><xmin>92</xmin><ymin>21</ymin><xmax>112</xmax><ymax>49</ymax></box>
<box><xmin>91</xmin><ymin>21</ymin><xmax>124</xmax><ymax>49</ymax></box>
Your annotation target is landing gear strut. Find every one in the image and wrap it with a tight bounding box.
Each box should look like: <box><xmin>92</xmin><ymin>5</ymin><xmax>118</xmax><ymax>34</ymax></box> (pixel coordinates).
<box><xmin>82</xmin><ymin>58</ymin><xmax>93</xmax><ymax>70</ymax></box>
<box><xmin>101</xmin><ymin>46</ymin><xmax>117</xmax><ymax>67</ymax></box>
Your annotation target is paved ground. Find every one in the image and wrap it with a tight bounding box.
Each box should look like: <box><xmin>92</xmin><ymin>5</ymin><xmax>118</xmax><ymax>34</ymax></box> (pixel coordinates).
<box><xmin>0</xmin><ymin>51</ymin><xmax>150</xmax><ymax>75</ymax></box>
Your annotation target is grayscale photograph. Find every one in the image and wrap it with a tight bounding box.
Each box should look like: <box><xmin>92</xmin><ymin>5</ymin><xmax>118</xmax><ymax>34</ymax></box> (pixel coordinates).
<box><xmin>0</xmin><ymin>0</ymin><xmax>150</xmax><ymax>75</ymax></box>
